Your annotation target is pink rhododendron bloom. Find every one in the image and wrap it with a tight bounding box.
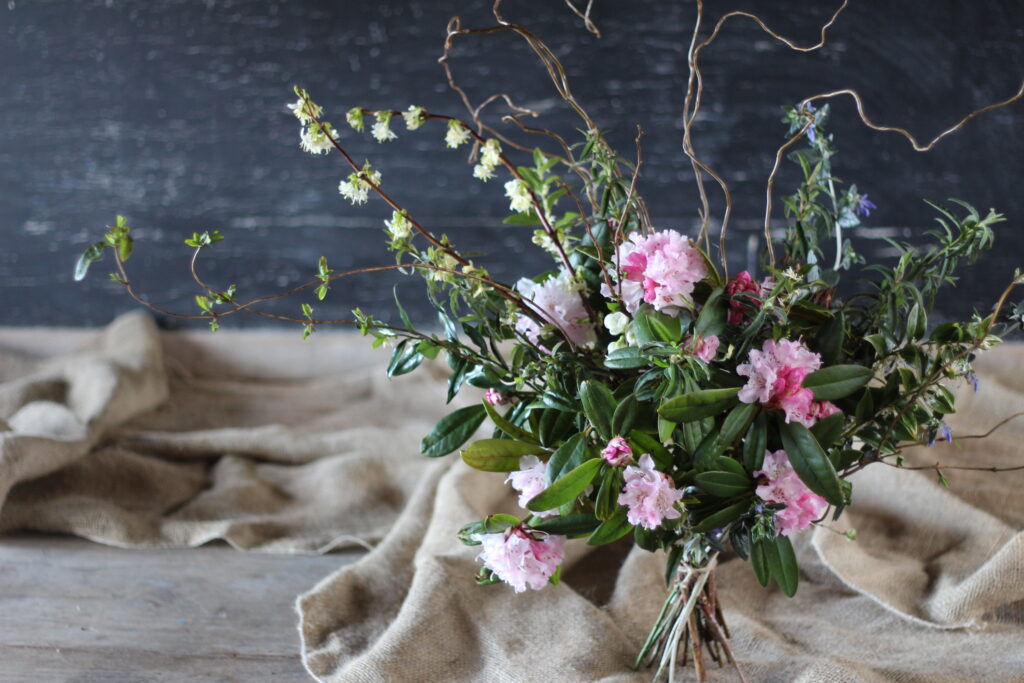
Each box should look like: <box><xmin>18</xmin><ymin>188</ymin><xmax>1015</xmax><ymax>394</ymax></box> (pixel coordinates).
<box><xmin>484</xmin><ymin>388</ymin><xmax>508</xmax><ymax>406</ymax></box>
<box><xmin>506</xmin><ymin>455</ymin><xmax>557</xmax><ymax>518</ymax></box>
<box><xmin>755</xmin><ymin>449</ymin><xmax>828</xmax><ymax>536</ymax></box>
<box><xmin>618</xmin><ymin>453</ymin><xmax>685</xmax><ymax>530</ymax></box>
<box><xmin>601</xmin><ymin>229</ymin><xmax>706</xmax><ymax>316</ymax></box>
<box><xmin>809</xmin><ymin>400</ymin><xmax>841</xmax><ymax>422</ymax></box>
<box><xmin>473</xmin><ymin>527</ymin><xmax>565</xmax><ymax>592</ymax></box>
<box><xmin>515</xmin><ymin>271</ymin><xmax>595</xmax><ymax>350</ymax></box>
<box><xmin>738</xmin><ymin>339</ymin><xmax>826</xmax><ymax>426</ymax></box>
<box><xmin>726</xmin><ymin>270</ymin><xmax>763</xmax><ymax>325</ymax></box>
<box><xmin>602</xmin><ymin>436</ymin><xmax>633</xmax><ymax>467</ymax></box>
<box><xmin>686</xmin><ymin>334</ymin><xmax>720</xmax><ymax>363</ymax></box>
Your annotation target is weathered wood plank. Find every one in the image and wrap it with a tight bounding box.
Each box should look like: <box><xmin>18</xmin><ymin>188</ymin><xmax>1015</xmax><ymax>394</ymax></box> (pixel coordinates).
<box><xmin>0</xmin><ymin>534</ymin><xmax>362</xmax><ymax>681</ymax></box>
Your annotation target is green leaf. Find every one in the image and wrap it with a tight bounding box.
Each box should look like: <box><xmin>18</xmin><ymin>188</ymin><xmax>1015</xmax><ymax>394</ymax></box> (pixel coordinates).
<box><xmin>393</xmin><ymin>286</ymin><xmax>414</xmax><ymax>330</ymax></box>
<box><xmin>527</xmin><ymin>457</ymin><xmax>602</xmax><ymax>511</ymax></box>
<box><xmin>195</xmin><ymin>295</ymin><xmax>213</xmax><ymax>314</ymax></box>
<box><xmin>421</xmin><ymin>405</ymin><xmax>487</xmax><ymax>457</ymax></box>
<box><xmin>742</xmin><ymin>411</ymin><xmax>768</xmax><ymax>472</ymax></box>
<box><xmin>611</xmin><ymin>394</ymin><xmax>638</xmax><ymax>436</ymax></box>
<box><xmin>531</xmin><ymin>513</ymin><xmax>601</xmax><ymax>537</ymax></box>
<box><xmin>907</xmin><ymin>303</ymin><xmax>927</xmax><ymax>341</ymax></box>
<box><xmin>587</xmin><ymin>506</ymin><xmax>633</xmax><ymax>545</ymax></box>
<box><xmin>387</xmin><ymin>341</ymin><xmax>424</xmax><ymax>377</ymax></box>
<box><xmin>809</xmin><ymin>412</ymin><xmax>845</xmax><ymax>448</ymax></box>
<box><xmin>694</xmin><ymin>471</ymin><xmax>752</xmax><ymax>498</ymax></box>
<box><xmin>594</xmin><ymin>466</ymin><xmax>623</xmax><ymax>521</ymax></box>
<box><xmin>718</xmin><ymin>402</ymin><xmax>758</xmax><ymax>450</ymax></box>
<box><xmin>627</xmin><ymin>430</ymin><xmax>672</xmax><ymax>470</ymax></box>
<box><xmin>658</xmin><ymin>387</ymin><xmax>740</xmax><ymax>423</ymax></box>
<box><xmin>634</xmin><ymin>307</ymin><xmax>681</xmax><ymax>344</ymax></box>
<box><xmin>74</xmin><ymin>242</ymin><xmax>108</xmax><ymax>281</ymax></box>
<box><xmin>779</xmin><ymin>421</ymin><xmax>844</xmax><ymax>505</ymax></box>
<box><xmin>691</xmin><ymin>500</ymin><xmax>749</xmax><ymax>532</ymax></box>
<box><xmin>502</xmin><ymin>211</ymin><xmax>541</xmax><ymax>226</ymax></box>
<box><xmin>461</xmin><ymin>439</ymin><xmax>548</xmax><ymax>472</ymax></box>
<box><xmin>764</xmin><ymin>535</ymin><xmax>799</xmax><ymax>597</ymax></box>
<box><xmin>545</xmin><ymin>433</ymin><xmax>587</xmax><ymax>485</ymax></box>
<box><xmin>482</xmin><ymin>401</ymin><xmax>539</xmax><ymax>444</ymax></box>
<box><xmin>802</xmin><ymin>365</ymin><xmax>873</xmax><ymax>401</ymax></box>
<box><xmin>814</xmin><ymin>311</ymin><xmax>845</xmax><ymax>366</ymax></box>
<box><xmin>604</xmin><ymin>346</ymin><xmax>648</xmax><ymax>369</ymax></box>
<box><xmin>580</xmin><ymin>380</ymin><xmax>617</xmax><ymax>440</ymax></box>
<box><xmin>695</xmin><ymin>287</ymin><xmax>726</xmax><ymax>337</ymax></box>
<box><xmin>750</xmin><ymin>540</ymin><xmax>770</xmax><ymax>587</ymax></box>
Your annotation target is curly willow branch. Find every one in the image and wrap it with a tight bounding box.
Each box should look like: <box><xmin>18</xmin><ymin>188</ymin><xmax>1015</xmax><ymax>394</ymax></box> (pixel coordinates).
<box><xmin>682</xmin><ymin>1</ymin><xmax>1022</xmax><ymax>270</ymax></box>
<box><xmin>682</xmin><ymin>0</ymin><xmax>849</xmax><ymax>274</ymax></box>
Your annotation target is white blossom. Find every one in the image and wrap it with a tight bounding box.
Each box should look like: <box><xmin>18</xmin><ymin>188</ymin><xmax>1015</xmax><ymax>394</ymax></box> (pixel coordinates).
<box><xmin>371</xmin><ymin>112</ymin><xmax>397</xmax><ymax>143</ymax></box>
<box><xmin>288</xmin><ymin>97</ymin><xmax>321</xmax><ymax>123</ymax></box>
<box><xmin>445</xmin><ymin>119</ymin><xmax>471</xmax><ymax>149</ymax></box>
<box><xmin>402</xmin><ymin>105</ymin><xmax>426</xmax><ymax>131</ymax></box>
<box><xmin>385</xmin><ymin>210</ymin><xmax>411</xmax><ymax>240</ymax></box>
<box><xmin>604</xmin><ymin>311</ymin><xmax>630</xmax><ymax>336</ymax></box>
<box><xmin>505</xmin><ymin>179</ymin><xmax>533</xmax><ymax>213</ymax></box>
<box><xmin>299</xmin><ymin>123</ymin><xmax>334</xmax><ymax>155</ymax></box>
<box><xmin>339</xmin><ymin>167</ymin><xmax>382</xmax><ymax>205</ymax></box>
<box><xmin>480</xmin><ymin>139</ymin><xmax>502</xmax><ymax>168</ymax></box>
<box><xmin>473</xmin><ymin>164</ymin><xmax>496</xmax><ymax>182</ymax></box>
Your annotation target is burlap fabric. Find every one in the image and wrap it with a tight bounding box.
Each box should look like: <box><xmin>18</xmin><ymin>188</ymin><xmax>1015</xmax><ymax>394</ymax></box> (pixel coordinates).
<box><xmin>1</xmin><ymin>313</ymin><xmax>1021</xmax><ymax>682</ymax></box>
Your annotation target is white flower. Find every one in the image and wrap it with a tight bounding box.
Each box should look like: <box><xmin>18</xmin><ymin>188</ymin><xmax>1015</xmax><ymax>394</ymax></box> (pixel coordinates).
<box><xmin>505</xmin><ymin>179</ymin><xmax>532</xmax><ymax>213</ymax></box>
<box><xmin>339</xmin><ymin>167</ymin><xmax>381</xmax><ymax>205</ymax></box>
<box><xmin>604</xmin><ymin>311</ymin><xmax>630</xmax><ymax>336</ymax></box>
<box><xmin>385</xmin><ymin>210</ymin><xmax>411</xmax><ymax>240</ymax></box>
<box><xmin>445</xmin><ymin>119</ymin><xmax>471</xmax><ymax>149</ymax></box>
<box><xmin>288</xmin><ymin>96</ymin><xmax>321</xmax><ymax>123</ymax></box>
<box><xmin>473</xmin><ymin>164</ymin><xmax>495</xmax><ymax>182</ymax></box>
<box><xmin>299</xmin><ymin>123</ymin><xmax>334</xmax><ymax>155</ymax></box>
<box><xmin>402</xmin><ymin>105</ymin><xmax>426</xmax><ymax>131</ymax></box>
<box><xmin>480</xmin><ymin>139</ymin><xmax>502</xmax><ymax>168</ymax></box>
<box><xmin>371</xmin><ymin>112</ymin><xmax>396</xmax><ymax>143</ymax></box>
<box><xmin>427</xmin><ymin>248</ymin><xmax>459</xmax><ymax>282</ymax></box>
<box><xmin>346</xmin><ymin>108</ymin><xmax>365</xmax><ymax>132</ymax></box>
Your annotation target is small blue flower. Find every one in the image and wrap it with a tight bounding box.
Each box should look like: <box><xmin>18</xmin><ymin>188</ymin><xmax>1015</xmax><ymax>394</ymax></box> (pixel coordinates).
<box><xmin>855</xmin><ymin>194</ymin><xmax>877</xmax><ymax>217</ymax></box>
<box><xmin>753</xmin><ymin>504</ymin><xmax>765</xmax><ymax>515</ymax></box>
<box><xmin>968</xmin><ymin>373</ymin><xmax>980</xmax><ymax>393</ymax></box>
<box><xmin>940</xmin><ymin>423</ymin><xmax>953</xmax><ymax>443</ymax></box>
<box><xmin>802</xmin><ymin>102</ymin><xmax>817</xmax><ymax>143</ymax></box>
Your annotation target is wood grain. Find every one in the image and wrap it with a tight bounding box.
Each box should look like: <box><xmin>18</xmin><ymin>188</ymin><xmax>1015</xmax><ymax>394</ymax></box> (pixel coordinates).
<box><xmin>1</xmin><ymin>0</ymin><xmax>1021</xmax><ymax>328</ymax></box>
<box><xmin>0</xmin><ymin>534</ymin><xmax>361</xmax><ymax>682</ymax></box>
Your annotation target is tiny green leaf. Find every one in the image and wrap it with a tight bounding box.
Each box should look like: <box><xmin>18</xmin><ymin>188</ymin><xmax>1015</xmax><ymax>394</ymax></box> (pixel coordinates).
<box><xmin>461</xmin><ymin>439</ymin><xmax>549</xmax><ymax>472</ymax></box>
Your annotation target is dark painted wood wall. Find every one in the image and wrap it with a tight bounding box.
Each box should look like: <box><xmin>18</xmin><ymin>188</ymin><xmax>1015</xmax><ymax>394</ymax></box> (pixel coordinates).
<box><xmin>2</xmin><ymin>0</ymin><xmax>1022</xmax><ymax>328</ymax></box>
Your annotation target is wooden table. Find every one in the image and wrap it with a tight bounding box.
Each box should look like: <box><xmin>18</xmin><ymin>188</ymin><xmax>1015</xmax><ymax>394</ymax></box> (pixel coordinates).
<box><xmin>0</xmin><ymin>535</ymin><xmax>361</xmax><ymax>682</ymax></box>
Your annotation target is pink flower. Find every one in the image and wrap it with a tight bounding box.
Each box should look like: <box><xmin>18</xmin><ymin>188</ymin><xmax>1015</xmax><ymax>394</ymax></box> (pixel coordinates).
<box><xmin>809</xmin><ymin>400</ymin><xmax>841</xmax><ymax>422</ymax></box>
<box><xmin>686</xmin><ymin>334</ymin><xmax>720</xmax><ymax>363</ymax></box>
<box><xmin>601</xmin><ymin>229</ymin><xmax>706</xmax><ymax>316</ymax></box>
<box><xmin>755</xmin><ymin>450</ymin><xmax>828</xmax><ymax>536</ymax></box>
<box><xmin>484</xmin><ymin>389</ymin><xmax>508</xmax><ymax>406</ymax></box>
<box><xmin>618</xmin><ymin>453</ymin><xmax>684</xmax><ymax>530</ymax></box>
<box><xmin>602</xmin><ymin>436</ymin><xmax>633</xmax><ymax>467</ymax></box>
<box><xmin>473</xmin><ymin>527</ymin><xmax>565</xmax><ymax>592</ymax></box>
<box><xmin>515</xmin><ymin>271</ymin><xmax>595</xmax><ymax>350</ymax></box>
<box><xmin>506</xmin><ymin>456</ymin><xmax>557</xmax><ymax>518</ymax></box>
<box><xmin>738</xmin><ymin>339</ymin><xmax>828</xmax><ymax>427</ymax></box>
<box><xmin>726</xmin><ymin>270</ymin><xmax>762</xmax><ymax>325</ymax></box>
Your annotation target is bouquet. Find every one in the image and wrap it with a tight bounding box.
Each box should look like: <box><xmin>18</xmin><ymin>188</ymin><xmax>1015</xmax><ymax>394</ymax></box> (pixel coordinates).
<box><xmin>76</xmin><ymin>3</ymin><xmax>1024</xmax><ymax>680</ymax></box>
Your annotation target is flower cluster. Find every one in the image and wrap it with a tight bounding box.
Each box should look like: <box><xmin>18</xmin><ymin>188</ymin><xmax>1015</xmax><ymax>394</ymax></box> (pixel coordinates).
<box><xmin>738</xmin><ymin>339</ymin><xmax>838</xmax><ymax>426</ymax></box>
<box><xmin>473</xmin><ymin>527</ymin><xmax>565</xmax><ymax>593</ymax></box>
<box><xmin>618</xmin><ymin>454</ymin><xmax>685</xmax><ymax>530</ymax></box>
<box><xmin>514</xmin><ymin>271</ymin><xmax>594</xmax><ymax>349</ymax></box>
<box><xmin>755</xmin><ymin>450</ymin><xmax>829</xmax><ymax>536</ymax></box>
<box><xmin>602</xmin><ymin>230</ymin><xmax>707</xmax><ymax>315</ymax></box>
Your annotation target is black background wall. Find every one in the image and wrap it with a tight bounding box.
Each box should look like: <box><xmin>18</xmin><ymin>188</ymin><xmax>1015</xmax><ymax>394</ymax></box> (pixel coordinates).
<box><xmin>2</xmin><ymin>0</ymin><xmax>1022</xmax><ymax>328</ymax></box>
